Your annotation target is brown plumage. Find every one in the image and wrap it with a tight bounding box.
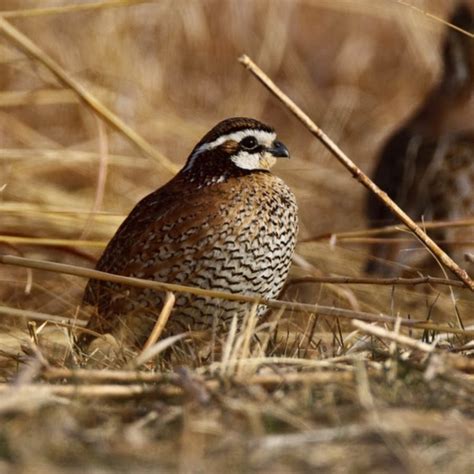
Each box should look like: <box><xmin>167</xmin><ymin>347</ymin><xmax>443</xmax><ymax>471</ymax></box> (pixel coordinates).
<box><xmin>80</xmin><ymin>117</ymin><xmax>298</xmax><ymax>348</ymax></box>
<box><xmin>366</xmin><ymin>3</ymin><xmax>474</xmax><ymax>276</ymax></box>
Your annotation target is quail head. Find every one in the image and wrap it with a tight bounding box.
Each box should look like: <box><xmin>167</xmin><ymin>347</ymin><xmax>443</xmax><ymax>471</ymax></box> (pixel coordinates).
<box><xmin>79</xmin><ymin>117</ymin><xmax>298</xmax><ymax>349</ymax></box>
<box><xmin>366</xmin><ymin>3</ymin><xmax>474</xmax><ymax>276</ymax></box>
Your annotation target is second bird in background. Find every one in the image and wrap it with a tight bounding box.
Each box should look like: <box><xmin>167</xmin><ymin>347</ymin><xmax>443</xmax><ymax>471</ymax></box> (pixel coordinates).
<box><xmin>366</xmin><ymin>3</ymin><xmax>474</xmax><ymax>276</ymax></box>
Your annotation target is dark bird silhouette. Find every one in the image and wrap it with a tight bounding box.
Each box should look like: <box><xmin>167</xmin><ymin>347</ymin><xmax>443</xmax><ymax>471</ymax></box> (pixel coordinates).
<box><xmin>79</xmin><ymin>117</ymin><xmax>298</xmax><ymax>349</ymax></box>
<box><xmin>366</xmin><ymin>3</ymin><xmax>474</xmax><ymax>276</ymax></box>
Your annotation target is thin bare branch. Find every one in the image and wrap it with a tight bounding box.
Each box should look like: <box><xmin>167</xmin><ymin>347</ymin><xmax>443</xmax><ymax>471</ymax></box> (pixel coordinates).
<box><xmin>301</xmin><ymin>218</ymin><xmax>474</xmax><ymax>242</ymax></box>
<box><xmin>0</xmin><ymin>254</ymin><xmax>472</xmax><ymax>336</ymax></box>
<box><xmin>238</xmin><ymin>54</ymin><xmax>473</xmax><ymax>292</ymax></box>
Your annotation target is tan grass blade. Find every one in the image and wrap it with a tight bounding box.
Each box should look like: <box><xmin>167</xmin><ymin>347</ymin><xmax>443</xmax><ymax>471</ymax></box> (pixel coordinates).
<box><xmin>0</xmin><ymin>304</ymin><xmax>84</xmax><ymax>327</ymax></box>
<box><xmin>394</xmin><ymin>1</ymin><xmax>474</xmax><ymax>37</ymax></box>
<box><xmin>0</xmin><ymin>0</ymin><xmax>154</xmax><ymax>19</ymax></box>
<box><xmin>132</xmin><ymin>333</ymin><xmax>188</xmax><ymax>369</ymax></box>
<box><xmin>0</xmin><ymin>236</ymin><xmax>106</xmax><ymax>249</ymax></box>
<box><xmin>141</xmin><ymin>292</ymin><xmax>176</xmax><ymax>352</ymax></box>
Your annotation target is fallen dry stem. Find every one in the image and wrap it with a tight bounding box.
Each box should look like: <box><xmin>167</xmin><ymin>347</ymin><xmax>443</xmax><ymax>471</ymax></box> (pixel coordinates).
<box><xmin>1</xmin><ymin>254</ymin><xmax>473</xmax><ymax>336</ymax></box>
<box><xmin>238</xmin><ymin>54</ymin><xmax>473</xmax><ymax>292</ymax></box>
<box><xmin>0</xmin><ymin>16</ymin><xmax>178</xmax><ymax>174</ymax></box>
<box><xmin>1</xmin><ymin>370</ymin><xmax>359</xmax><ymax>400</ymax></box>
<box><xmin>204</xmin><ymin>356</ymin><xmax>356</xmax><ymax>376</ymax></box>
<box><xmin>41</xmin><ymin>366</ymin><xmax>355</xmax><ymax>388</ymax></box>
<box><xmin>290</xmin><ymin>276</ymin><xmax>464</xmax><ymax>288</ymax></box>
<box><xmin>0</xmin><ymin>304</ymin><xmax>85</xmax><ymax>327</ymax></box>
<box><xmin>353</xmin><ymin>320</ymin><xmax>474</xmax><ymax>374</ymax></box>
<box><xmin>42</xmin><ymin>367</ymin><xmax>176</xmax><ymax>383</ymax></box>
<box><xmin>352</xmin><ymin>319</ymin><xmax>436</xmax><ymax>353</ymax></box>
<box><xmin>0</xmin><ymin>383</ymin><xmax>174</xmax><ymax>399</ymax></box>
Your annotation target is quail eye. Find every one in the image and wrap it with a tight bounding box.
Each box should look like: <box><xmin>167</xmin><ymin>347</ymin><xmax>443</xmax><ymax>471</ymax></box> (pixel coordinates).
<box><xmin>240</xmin><ymin>136</ymin><xmax>258</xmax><ymax>150</ymax></box>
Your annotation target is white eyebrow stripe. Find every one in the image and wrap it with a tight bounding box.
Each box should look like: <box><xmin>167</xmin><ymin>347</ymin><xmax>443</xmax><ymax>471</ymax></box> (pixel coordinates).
<box><xmin>182</xmin><ymin>128</ymin><xmax>276</xmax><ymax>172</ymax></box>
<box><xmin>194</xmin><ymin>129</ymin><xmax>276</xmax><ymax>155</ymax></box>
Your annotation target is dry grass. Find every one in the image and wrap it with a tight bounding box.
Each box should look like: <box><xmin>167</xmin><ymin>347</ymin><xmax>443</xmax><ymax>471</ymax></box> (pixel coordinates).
<box><xmin>0</xmin><ymin>0</ymin><xmax>473</xmax><ymax>472</ymax></box>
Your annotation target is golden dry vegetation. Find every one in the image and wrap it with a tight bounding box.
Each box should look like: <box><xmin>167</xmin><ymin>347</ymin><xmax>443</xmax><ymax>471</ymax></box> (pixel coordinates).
<box><xmin>0</xmin><ymin>1</ymin><xmax>473</xmax><ymax>473</ymax></box>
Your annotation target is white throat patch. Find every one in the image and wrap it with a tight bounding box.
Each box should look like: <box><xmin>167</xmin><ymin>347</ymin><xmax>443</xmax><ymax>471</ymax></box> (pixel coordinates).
<box><xmin>230</xmin><ymin>150</ymin><xmax>276</xmax><ymax>170</ymax></box>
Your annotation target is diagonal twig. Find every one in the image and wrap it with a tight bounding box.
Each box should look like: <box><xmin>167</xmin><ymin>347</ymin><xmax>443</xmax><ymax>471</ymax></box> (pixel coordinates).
<box><xmin>0</xmin><ymin>0</ymin><xmax>154</xmax><ymax>19</ymax></box>
<box><xmin>0</xmin><ymin>16</ymin><xmax>178</xmax><ymax>174</ymax></box>
<box><xmin>238</xmin><ymin>54</ymin><xmax>473</xmax><ymax>292</ymax></box>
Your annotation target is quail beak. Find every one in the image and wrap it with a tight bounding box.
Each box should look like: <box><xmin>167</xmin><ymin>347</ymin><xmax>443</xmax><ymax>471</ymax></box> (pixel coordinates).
<box><xmin>267</xmin><ymin>140</ymin><xmax>290</xmax><ymax>159</ymax></box>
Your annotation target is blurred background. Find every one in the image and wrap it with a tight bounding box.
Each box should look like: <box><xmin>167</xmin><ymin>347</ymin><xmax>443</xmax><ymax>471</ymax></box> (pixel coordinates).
<box><xmin>1</xmin><ymin>4</ymin><xmax>473</xmax><ymax>472</ymax></box>
<box><xmin>0</xmin><ymin>0</ymin><xmax>472</xmax><ymax>324</ymax></box>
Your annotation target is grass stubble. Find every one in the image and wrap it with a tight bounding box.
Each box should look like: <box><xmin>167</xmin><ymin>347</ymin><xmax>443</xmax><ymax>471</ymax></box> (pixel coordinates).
<box><xmin>0</xmin><ymin>0</ymin><xmax>473</xmax><ymax>472</ymax></box>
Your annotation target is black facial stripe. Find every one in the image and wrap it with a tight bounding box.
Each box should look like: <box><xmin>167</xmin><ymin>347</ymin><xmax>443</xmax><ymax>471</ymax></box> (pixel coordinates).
<box><xmin>238</xmin><ymin>144</ymin><xmax>264</xmax><ymax>154</ymax></box>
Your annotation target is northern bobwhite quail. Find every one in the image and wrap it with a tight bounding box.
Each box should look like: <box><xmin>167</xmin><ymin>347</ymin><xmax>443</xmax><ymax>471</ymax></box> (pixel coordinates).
<box><xmin>366</xmin><ymin>3</ymin><xmax>474</xmax><ymax>276</ymax></box>
<box><xmin>79</xmin><ymin>117</ymin><xmax>298</xmax><ymax>349</ymax></box>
